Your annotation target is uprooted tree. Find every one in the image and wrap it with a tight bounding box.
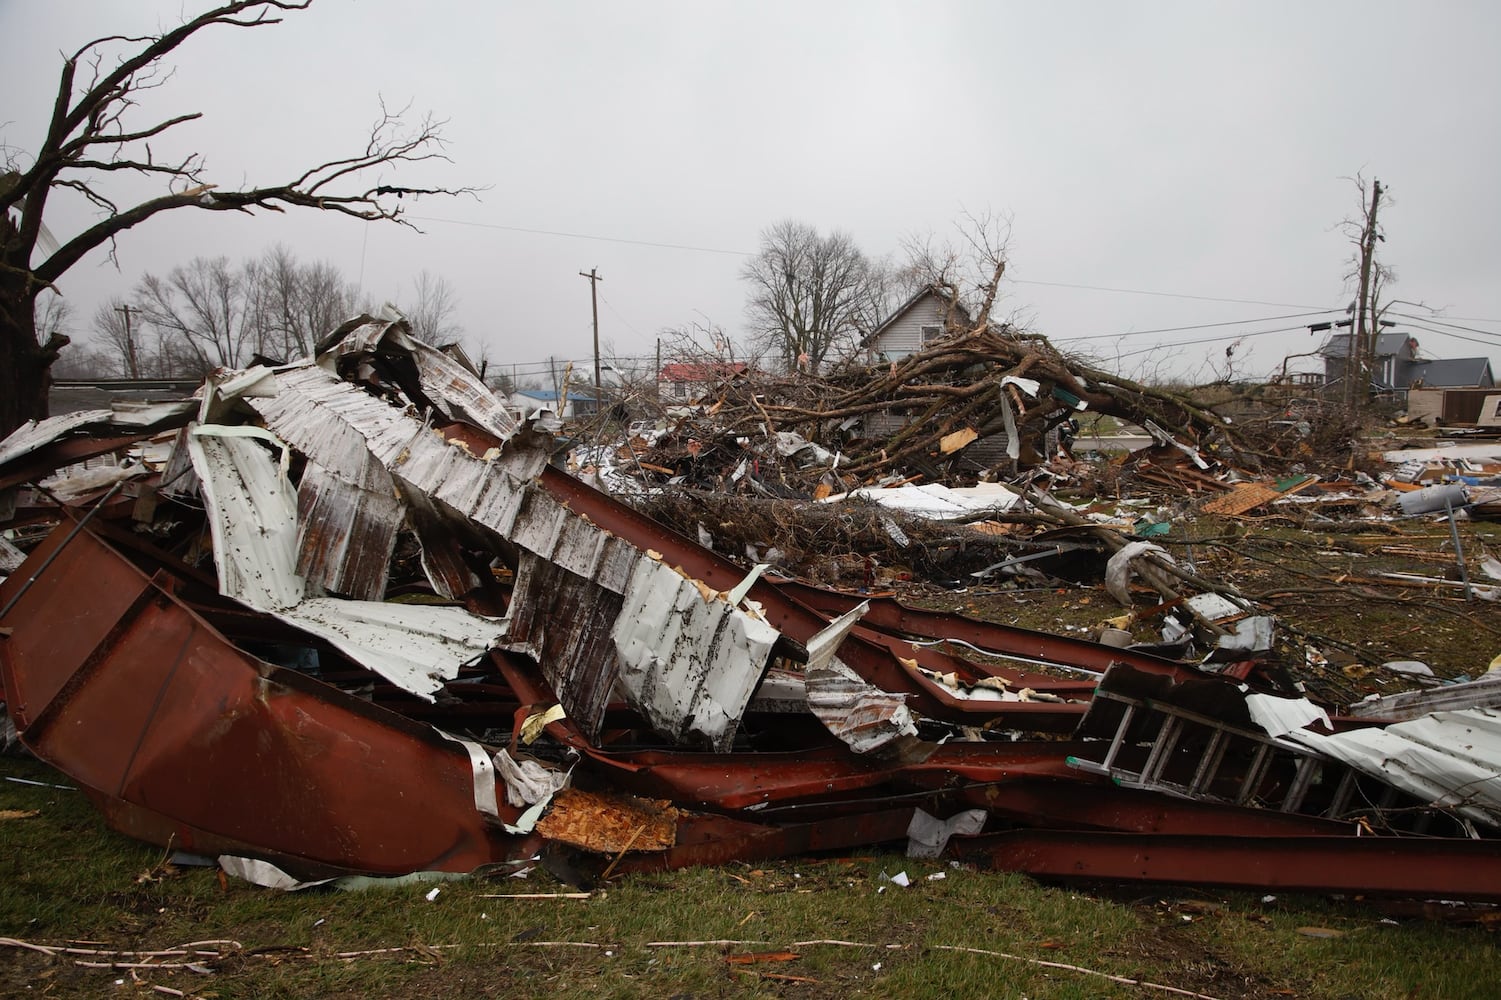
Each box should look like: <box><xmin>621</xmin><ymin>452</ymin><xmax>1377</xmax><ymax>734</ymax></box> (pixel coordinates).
<box><xmin>0</xmin><ymin>0</ymin><xmax>475</xmax><ymax>439</ymax></box>
<box><xmin>605</xmin><ymin>213</ymin><xmax>1272</xmax><ymax>489</ymax></box>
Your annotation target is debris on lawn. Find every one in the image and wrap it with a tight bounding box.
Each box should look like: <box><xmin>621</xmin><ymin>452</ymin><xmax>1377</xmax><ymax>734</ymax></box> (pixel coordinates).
<box><xmin>5</xmin><ymin>308</ymin><xmax>1501</xmax><ymax>903</ymax></box>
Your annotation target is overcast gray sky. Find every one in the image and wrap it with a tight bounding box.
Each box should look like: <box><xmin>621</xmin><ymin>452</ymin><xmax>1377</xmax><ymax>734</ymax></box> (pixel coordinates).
<box><xmin>5</xmin><ymin>1</ymin><xmax>1500</xmax><ymax>384</ymax></box>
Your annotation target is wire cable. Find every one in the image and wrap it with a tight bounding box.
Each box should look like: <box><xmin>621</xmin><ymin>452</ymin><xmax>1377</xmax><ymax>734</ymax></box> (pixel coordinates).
<box><xmin>1007</xmin><ymin>276</ymin><xmax>1329</xmax><ymax>310</ymax></box>
<box><xmin>1055</xmin><ymin>310</ymin><xmax>1338</xmax><ymax>343</ymax></box>
<box><xmin>1097</xmin><ymin>324</ymin><xmax>1313</xmax><ymax>361</ymax></box>
<box><xmin>1386</xmin><ymin>312</ymin><xmax>1501</xmax><ymax>340</ymax></box>
<box><xmin>404</xmin><ymin>215</ymin><xmax>754</xmax><ymax>256</ymax></box>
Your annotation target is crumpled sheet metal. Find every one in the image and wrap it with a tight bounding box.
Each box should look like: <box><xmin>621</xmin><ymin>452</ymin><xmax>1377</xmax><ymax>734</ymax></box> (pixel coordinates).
<box><xmin>315</xmin><ymin>310</ymin><xmax>521</xmax><ymax>443</ymax></box>
<box><xmin>805</xmin><ymin>660</ymin><xmax>919</xmax><ymax>754</ymax></box>
<box><xmin>800</xmin><ymin>600</ymin><xmax>919</xmax><ymax>754</ymax></box>
<box><xmin>612</xmin><ymin>555</ymin><xmax>779</xmax><ymax>751</ymax></box>
<box><xmin>295</xmin><ymin>463</ymin><xmax>404</xmax><ymax>602</ymax></box>
<box><xmin>1283</xmin><ymin>708</ymin><xmax>1501</xmax><ymax>829</ymax></box>
<box><xmin>0</xmin><ymin>524</ymin><xmax>521</xmax><ymax>877</ymax></box>
<box><xmin>0</xmin><ymin>401</ymin><xmax>196</xmax><ymax>469</ymax></box>
<box><xmin>241</xmin><ymin>363</ymin><xmax>786</xmax><ymax>748</ymax></box>
<box><xmin>189</xmin><ymin>426</ymin><xmax>304</xmax><ymax>611</ymax></box>
<box><xmin>186</xmin><ymin>420</ymin><xmax>504</xmax><ymax>701</ymax></box>
<box><xmin>505</xmin><ymin>551</ymin><xmax>626</xmax><ymax>738</ymax></box>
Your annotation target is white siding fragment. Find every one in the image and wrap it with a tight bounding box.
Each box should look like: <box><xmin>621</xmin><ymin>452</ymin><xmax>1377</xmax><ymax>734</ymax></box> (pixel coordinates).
<box><xmin>611</xmin><ymin>555</ymin><xmax>779</xmax><ymax>751</ymax></box>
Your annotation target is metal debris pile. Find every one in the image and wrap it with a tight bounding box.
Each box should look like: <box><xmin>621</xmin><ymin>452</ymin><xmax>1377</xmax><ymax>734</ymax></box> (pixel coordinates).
<box><xmin>4</xmin><ymin>312</ymin><xmax>1501</xmax><ymax>901</ymax></box>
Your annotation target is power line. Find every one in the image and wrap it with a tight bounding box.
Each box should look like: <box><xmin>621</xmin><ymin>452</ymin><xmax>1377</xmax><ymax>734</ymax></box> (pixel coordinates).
<box><xmin>402</xmin><ymin>214</ymin><xmax>1355</xmax><ymax>311</ymax></box>
<box><xmin>1055</xmin><ymin>309</ymin><xmax>1337</xmax><ymax>343</ymax></box>
<box><xmin>598</xmin><ymin>292</ymin><xmax>648</xmax><ymax>340</ymax></box>
<box><xmin>1007</xmin><ymin>276</ymin><xmax>1330</xmax><ymax>310</ymax></box>
<box><xmin>405</xmin><ymin>215</ymin><xmax>754</xmax><ymax>256</ymax></box>
<box><xmin>1386</xmin><ymin>311</ymin><xmax>1501</xmax><ymax>340</ymax></box>
<box><xmin>1099</xmin><ymin>324</ymin><xmax>1313</xmax><ymax>361</ymax></box>
<box><xmin>1392</xmin><ymin>321</ymin><xmax>1501</xmax><ymax>352</ymax></box>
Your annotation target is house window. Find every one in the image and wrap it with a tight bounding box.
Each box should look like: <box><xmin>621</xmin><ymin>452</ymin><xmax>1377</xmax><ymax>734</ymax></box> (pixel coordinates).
<box><xmin>920</xmin><ymin>324</ymin><xmax>943</xmax><ymax>345</ymax></box>
<box><xmin>672</xmin><ymin>381</ymin><xmax>687</xmax><ymax>399</ymax></box>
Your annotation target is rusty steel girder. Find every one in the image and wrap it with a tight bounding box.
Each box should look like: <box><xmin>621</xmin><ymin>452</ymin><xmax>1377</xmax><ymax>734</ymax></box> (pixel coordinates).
<box><xmin>953</xmin><ymin>829</ymin><xmax>1501</xmax><ymax>903</ymax></box>
<box><xmin>0</xmin><ymin>522</ymin><xmax>525</xmax><ymax>877</ymax></box>
<box><xmin>0</xmin><ymin>434</ymin><xmax>151</xmax><ymax>493</ymax></box>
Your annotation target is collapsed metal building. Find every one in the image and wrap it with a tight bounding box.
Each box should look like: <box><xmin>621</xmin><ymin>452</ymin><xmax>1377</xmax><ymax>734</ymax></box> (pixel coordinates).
<box><xmin>4</xmin><ymin>314</ymin><xmax>1501</xmax><ymax>900</ymax></box>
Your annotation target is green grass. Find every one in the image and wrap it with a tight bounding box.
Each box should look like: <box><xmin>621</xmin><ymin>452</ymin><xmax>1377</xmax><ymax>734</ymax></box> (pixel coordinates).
<box><xmin>3</xmin><ymin>755</ymin><xmax>1499</xmax><ymax>999</ymax></box>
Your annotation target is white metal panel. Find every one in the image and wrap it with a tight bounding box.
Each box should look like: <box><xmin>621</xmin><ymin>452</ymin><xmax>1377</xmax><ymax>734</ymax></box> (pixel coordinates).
<box><xmin>1285</xmin><ymin>708</ymin><xmax>1501</xmax><ymax>828</ymax></box>
<box><xmin>274</xmin><ymin>599</ymin><xmax>504</xmax><ymax>702</ymax></box>
<box><xmin>187</xmin><ymin>425</ymin><xmax>305</xmax><ymax>611</ymax></box>
<box><xmin>611</xmin><ymin>555</ymin><xmax>779</xmax><ymax>750</ymax></box>
<box><xmin>0</xmin><ymin>410</ymin><xmax>111</xmax><ymax>466</ymax></box>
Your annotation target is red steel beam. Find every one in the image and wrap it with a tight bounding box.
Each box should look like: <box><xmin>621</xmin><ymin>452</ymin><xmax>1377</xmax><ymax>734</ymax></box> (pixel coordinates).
<box><xmin>0</xmin><ymin>434</ymin><xmax>150</xmax><ymax>493</ymax></box>
<box><xmin>955</xmin><ymin>830</ymin><xmax>1501</xmax><ymax>903</ymax></box>
<box><xmin>771</xmin><ymin>576</ymin><xmax>1187</xmax><ymax>687</ymax></box>
<box><xmin>0</xmin><ymin>523</ymin><xmax>526</xmax><ymax>877</ymax></box>
<box><xmin>962</xmin><ymin>777</ymin><xmax>1354</xmax><ymax>838</ymax></box>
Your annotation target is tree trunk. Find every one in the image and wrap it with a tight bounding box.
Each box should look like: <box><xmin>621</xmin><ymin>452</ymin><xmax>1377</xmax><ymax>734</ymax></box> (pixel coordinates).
<box><xmin>0</xmin><ymin>283</ymin><xmax>53</xmax><ymax>440</ymax></box>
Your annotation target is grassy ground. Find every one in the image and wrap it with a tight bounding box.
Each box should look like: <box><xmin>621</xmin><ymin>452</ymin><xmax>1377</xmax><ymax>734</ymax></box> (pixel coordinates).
<box><xmin>3</xmin><ymin>755</ymin><xmax>1497</xmax><ymax>1000</ymax></box>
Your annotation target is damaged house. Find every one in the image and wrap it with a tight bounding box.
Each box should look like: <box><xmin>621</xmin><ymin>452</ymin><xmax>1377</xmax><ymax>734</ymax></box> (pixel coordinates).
<box><xmin>1318</xmin><ymin>329</ymin><xmax>1495</xmax><ymax>399</ymax></box>
<box><xmin>5</xmin><ymin>311</ymin><xmax>1501</xmax><ymax>900</ymax></box>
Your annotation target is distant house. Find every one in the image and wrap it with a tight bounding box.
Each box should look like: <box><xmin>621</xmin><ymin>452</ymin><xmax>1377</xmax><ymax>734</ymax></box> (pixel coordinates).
<box><xmin>857</xmin><ymin>286</ymin><xmax>1033</xmax><ymax>466</ymax></box>
<box><xmin>1318</xmin><ymin>331</ymin><xmax>1494</xmax><ymax>395</ymax></box>
<box><xmin>508</xmin><ymin>387</ymin><xmax>598</xmax><ymax>420</ymax></box>
<box><xmin>658</xmin><ymin>361</ymin><xmax>747</xmax><ymax>402</ymax></box>
<box><xmin>862</xmin><ymin>286</ymin><xmax>970</xmax><ymax>364</ymax></box>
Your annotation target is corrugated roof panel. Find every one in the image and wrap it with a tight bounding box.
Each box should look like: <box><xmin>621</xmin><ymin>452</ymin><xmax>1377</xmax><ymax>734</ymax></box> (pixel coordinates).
<box><xmin>188</xmin><ymin>419</ymin><xmax>502</xmax><ymax>701</ymax></box>
<box><xmin>509</xmin><ymin>487</ymin><xmax>571</xmax><ymax>560</ymax></box>
<box><xmin>295</xmin><ymin>463</ymin><xmax>404</xmax><ymax>601</ymax></box>
<box><xmin>1286</xmin><ymin>708</ymin><xmax>1501</xmax><ymax>829</ymax></box>
<box><xmin>318</xmin><ymin>314</ymin><xmax>519</xmax><ymax>442</ymax></box>
<box><xmin>470</xmin><ymin>472</ymin><xmax>530</xmax><ymax>537</ymax></box>
<box><xmin>410</xmin><ymin>342</ymin><xmax>519</xmax><ymax>441</ymax></box>
<box><xmin>545</xmin><ymin>508</ymin><xmax>610</xmax><ymax>579</ymax></box>
<box><xmin>242</xmin><ymin>362</ymin><xmax>798</xmax><ymax>744</ymax></box>
<box><xmin>594</xmin><ymin>534</ymin><xmax>639</xmax><ymax>594</ymax></box>
<box><xmin>806</xmin><ymin>661</ymin><xmax>918</xmax><ymax>755</ymax></box>
<box><xmin>400</xmin><ymin>484</ymin><xmax>483</xmax><ymax>599</ymax></box>
<box><xmin>506</xmin><ymin>551</ymin><xmax>624</xmax><ymax>739</ymax></box>
<box><xmin>0</xmin><ymin>410</ymin><xmax>112</xmax><ymax>467</ymax></box>
<box><xmin>188</xmin><ymin>426</ymin><xmax>304</xmax><ymax>611</ymax></box>
<box><xmin>611</xmin><ymin>555</ymin><xmax>778</xmax><ymax>751</ymax></box>
<box><xmin>278</xmin><ymin>598</ymin><xmax>505</xmax><ymax>701</ymax></box>
<box><xmin>248</xmin><ymin>366</ymin><xmax>400</xmax><ymax>493</ymax></box>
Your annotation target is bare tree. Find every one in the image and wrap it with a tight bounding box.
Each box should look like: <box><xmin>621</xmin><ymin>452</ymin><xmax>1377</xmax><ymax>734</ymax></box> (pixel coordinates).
<box><xmin>1339</xmin><ymin>175</ymin><xmax>1394</xmax><ymax>412</ymax></box>
<box><xmin>741</xmin><ymin>220</ymin><xmax>884</xmax><ymax>373</ymax></box>
<box><xmin>899</xmin><ymin>210</ymin><xmax>1014</xmax><ymax>334</ymax></box>
<box><xmin>0</xmin><ymin>1</ymin><xmax>475</xmax><ymax>438</ymax></box>
<box><xmin>400</xmin><ymin>269</ymin><xmax>463</xmax><ymax>345</ymax></box>
<box><xmin>251</xmin><ymin>244</ymin><xmax>358</xmax><ymax>359</ymax></box>
<box><xmin>134</xmin><ymin>256</ymin><xmax>261</xmax><ymax>374</ymax></box>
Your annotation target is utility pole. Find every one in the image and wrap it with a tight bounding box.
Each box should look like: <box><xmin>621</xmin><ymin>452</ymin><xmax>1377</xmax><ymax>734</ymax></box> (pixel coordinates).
<box><xmin>113</xmin><ymin>303</ymin><xmax>140</xmax><ymax>379</ymax></box>
<box><xmin>1350</xmin><ymin>179</ymin><xmax>1382</xmax><ymax>414</ymax></box>
<box><xmin>578</xmin><ymin>267</ymin><xmax>602</xmax><ymax>390</ymax></box>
